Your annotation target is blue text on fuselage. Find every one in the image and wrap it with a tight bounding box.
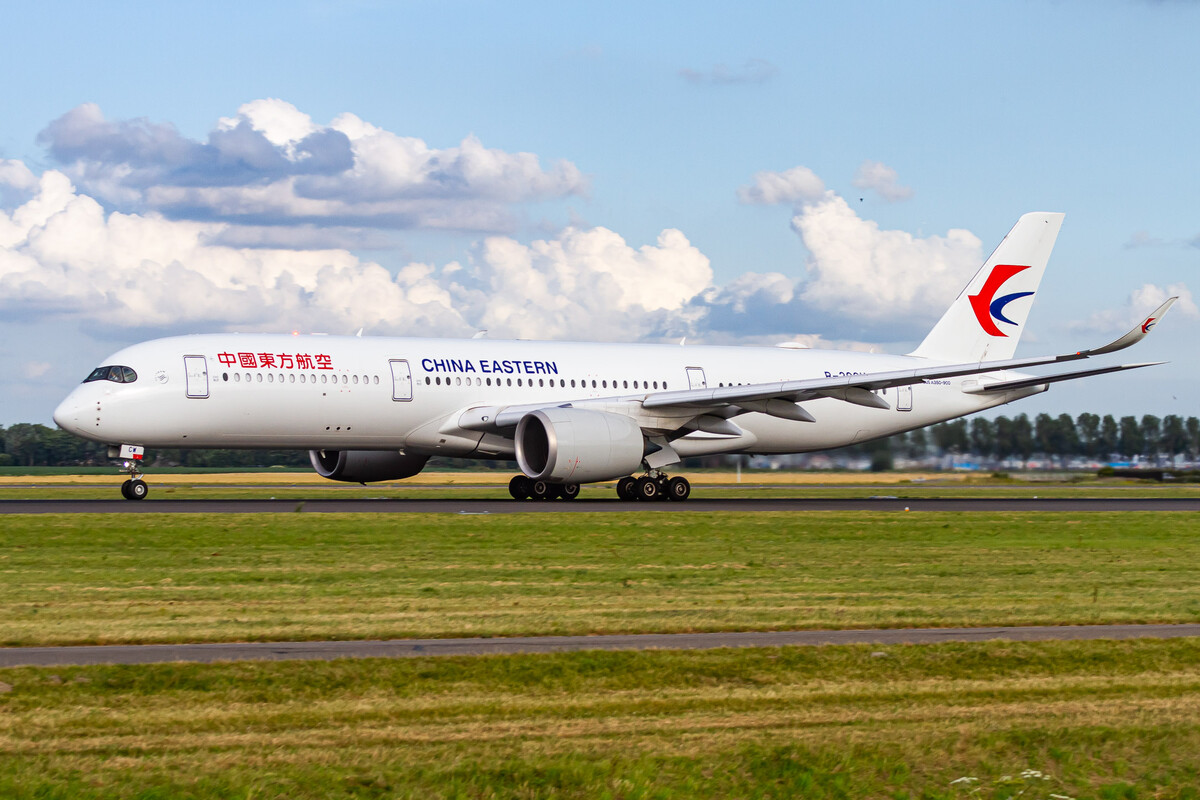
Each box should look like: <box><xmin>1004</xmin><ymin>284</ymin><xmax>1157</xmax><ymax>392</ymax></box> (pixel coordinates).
<box><xmin>421</xmin><ymin>358</ymin><xmax>559</xmax><ymax>376</ymax></box>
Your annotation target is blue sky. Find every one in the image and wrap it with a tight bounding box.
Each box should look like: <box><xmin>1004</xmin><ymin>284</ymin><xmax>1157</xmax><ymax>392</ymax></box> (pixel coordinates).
<box><xmin>2</xmin><ymin>0</ymin><xmax>1197</xmax><ymax>425</ymax></box>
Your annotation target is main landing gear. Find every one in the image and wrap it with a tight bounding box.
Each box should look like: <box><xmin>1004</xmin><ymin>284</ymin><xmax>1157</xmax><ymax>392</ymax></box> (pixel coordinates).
<box><xmin>615</xmin><ymin>471</ymin><xmax>691</xmax><ymax>502</ymax></box>
<box><xmin>508</xmin><ymin>475</ymin><xmax>581</xmax><ymax>501</ymax></box>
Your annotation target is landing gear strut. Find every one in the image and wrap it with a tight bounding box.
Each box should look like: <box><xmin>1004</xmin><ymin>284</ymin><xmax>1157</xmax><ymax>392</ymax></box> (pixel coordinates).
<box><xmin>616</xmin><ymin>471</ymin><xmax>690</xmax><ymax>502</ymax></box>
<box><xmin>508</xmin><ymin>475</ymin><xmax>581</xmax><ymax>501</ymax></box>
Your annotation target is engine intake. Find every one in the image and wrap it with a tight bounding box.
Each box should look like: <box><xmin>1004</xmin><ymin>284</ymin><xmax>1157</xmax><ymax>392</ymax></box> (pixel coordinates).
<box><xmin>309</xmin><ymin>450</ymin><xmax>429</xmax><ymax>483</ymax></box>
<box><xmin>515</xmin><ymin>408</ymin><xmax>645</xmax><ymax>483</ymax></box>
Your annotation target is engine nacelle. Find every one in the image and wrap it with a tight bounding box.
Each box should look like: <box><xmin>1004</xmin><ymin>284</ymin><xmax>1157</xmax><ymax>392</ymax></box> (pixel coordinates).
<box><xmin>309</xmin><ymin>450</ymin><xmax>429</xmax><ymax>483</ymax></box>
<box><xmin>515</xmin><ymin>408</ymin><xmax>645</xmax><ymax>483</ymax></box>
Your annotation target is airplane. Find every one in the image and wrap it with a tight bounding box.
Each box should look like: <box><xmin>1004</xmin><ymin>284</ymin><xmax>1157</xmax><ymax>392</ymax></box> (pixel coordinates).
<box><xmin>52</xmin><ymin>212</ymin><xmax>1175</xmax><ymax>501</ymax></box>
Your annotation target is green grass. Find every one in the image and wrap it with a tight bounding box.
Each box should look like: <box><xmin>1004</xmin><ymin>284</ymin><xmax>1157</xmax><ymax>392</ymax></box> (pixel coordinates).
<box><xmin>3</xmin><ymin>511</ymin><xmax>1200</xmax><ymax>645</ymax></box>
<box><xmin>3</xmin><ymin>639</ymin><xmax>1200</xmax><ymax>798</ymax></box>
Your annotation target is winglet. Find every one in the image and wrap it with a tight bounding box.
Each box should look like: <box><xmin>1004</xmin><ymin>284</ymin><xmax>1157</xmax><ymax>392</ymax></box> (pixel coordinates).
<box><xmin>1081</xmin><ymin>297</ymin><xmax>1177</xmax><ymax>357</ymax></box>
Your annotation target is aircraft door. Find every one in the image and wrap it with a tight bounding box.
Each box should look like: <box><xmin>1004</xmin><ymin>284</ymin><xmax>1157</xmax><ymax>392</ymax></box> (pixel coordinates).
<box><xmin>897</xmin><ymin>385</ymin><xmax>912</xmax><ymax>412</ymax></box>
<box><xmin>389</xmin><ymin>359</ymin><xmax>413</xmax><ymax>401</ymax></box>
<box><xmin>685</xmin><ymin>367</ymin><xmax>707</xmax><ymax>390</ymax></box>
<box><xmin>184</xmin><ymin>355</ymin><xmax>209</xmax><ymax>398</ymax></box>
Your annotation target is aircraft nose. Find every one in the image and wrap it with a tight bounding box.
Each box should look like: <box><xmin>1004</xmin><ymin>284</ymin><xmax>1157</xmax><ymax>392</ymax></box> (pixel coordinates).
<box><xmin>53</xmin><ymin>391</ymin><xmax>87</xmax><ymax>435</ymax></box>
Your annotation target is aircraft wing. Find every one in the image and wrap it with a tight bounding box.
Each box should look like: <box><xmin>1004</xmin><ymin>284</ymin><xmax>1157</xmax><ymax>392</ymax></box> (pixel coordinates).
<box><xmin>641</xmin><ymin>297</ymin><xmax>1176</xmax><ymax>412</ymax></box>
<box><xmin>457</xmin><ymin>298</ymin><xmax>1174</xmax><ymax>433</ymax></box>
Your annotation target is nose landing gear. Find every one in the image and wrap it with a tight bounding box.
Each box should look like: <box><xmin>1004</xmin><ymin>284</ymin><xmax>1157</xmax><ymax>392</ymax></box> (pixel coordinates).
<box><xmin>109</xmin><ymin>444</ymin><xmax>149</xmax><ymax>500</ymax></box>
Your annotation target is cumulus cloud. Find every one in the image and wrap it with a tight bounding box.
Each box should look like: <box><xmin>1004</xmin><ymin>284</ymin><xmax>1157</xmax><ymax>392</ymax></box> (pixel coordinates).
<box><xmin>851</xmin><ymin>160</ymin><xmax>913</xmax><ymax>202</ymax></box>
<box><xmin>37</xmin><ymin>100</ymin><xmax>588</xmax><ymax>234</ymax></box>
<box><xmin>0</xmin><ymin>165</ymin><xmax>707</xmax><ymax>342</ymax></box>
<box><xmin>737</xmin><ymin>166</ymin><xmax>826</xmax><ymax>206</ymax></box>
<box><xmin>679</xmin><ymin>59</ymin><xmax>778</xmax><ymax>85</ymax></box>
<box><xmin>3</xmin><ymin>152</ymin><xmax>1036</xmax><ymax>360</ymax></box>
<box><xmin>792</xmin><ymin>194</ymin><xmax>980</xmax><ymax>324</ymax></box>
<box><xmin>1073</xmin><ymin>282</ymin><xmax>1199</xmax><ymax>335</ymax></box>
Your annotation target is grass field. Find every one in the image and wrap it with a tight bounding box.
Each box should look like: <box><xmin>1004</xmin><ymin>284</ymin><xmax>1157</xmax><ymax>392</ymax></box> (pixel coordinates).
<box><xmin>6</xmin><ymin>496</ymin><xmax>1200</xmax><ymax>797</ymax></box>
<box><xmin>3</xmin><ymin>511</ymin><xmax>1200</xmax><ymax>646</ymax></box>
<box><xmin>3</xmin><ymin>639</ymin><xmax>1200</xmax><ymax>798</ymax></box>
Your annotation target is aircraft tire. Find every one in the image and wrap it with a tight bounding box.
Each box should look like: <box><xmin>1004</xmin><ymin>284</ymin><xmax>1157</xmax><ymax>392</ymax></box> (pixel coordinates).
<box><xmin>508</xmin><ymin>475</ymin><xmax>531</xmax><ymax>500</ymax></box>
<box><xmin>120</xmin><ymin>480</ymin><xmax>133</xmax><ymax>500</ymax></box>
<box><xmin>128</xmin><ymin>479</ymin><xmax>149</xmax><ymax>500</ymax></box>
<box><xmin>666</xmin><ymin>476</ymin><xmax>691</xmax><ymax>502</ymax></box>
<box><xmin>529</xmin><ymin>479</ymin><xmax>555</xmax><ymax>501</ymax></box>
<box><xmin>636</xmin><ymin>476</ymin><xmax>660</xmax><ymax>501</ymax></box>
<box><xmin>558</xmin><ymin>482</ymin><xmax>581</xmax><ymax>500</ymax></box>
<box><xmin>616</xmin><ymin>477</ymin><xmax>637</xmax><ymax>501</ymax></box>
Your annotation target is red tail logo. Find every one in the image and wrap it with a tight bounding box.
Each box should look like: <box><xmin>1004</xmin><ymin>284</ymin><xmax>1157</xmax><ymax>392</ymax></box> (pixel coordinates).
<box><xmin>969</xmin><ymin>264</ymin><xmax>1033</xmax><ymax>337</ymax></box>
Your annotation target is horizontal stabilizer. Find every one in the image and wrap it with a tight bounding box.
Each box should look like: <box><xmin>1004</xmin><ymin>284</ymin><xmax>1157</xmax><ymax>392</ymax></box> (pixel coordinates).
<box><xmin>962</xmin><ymin>362</ymin><xmax>1166</xmax><ymax>394</ymax></box>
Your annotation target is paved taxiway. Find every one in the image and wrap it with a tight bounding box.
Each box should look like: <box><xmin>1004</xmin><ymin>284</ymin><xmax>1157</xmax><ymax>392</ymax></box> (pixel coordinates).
<box><xmin>4</xmin><ymin>624</ymin><xmax>1200</xmax><ymax>667</ymax></box>
<box><xmin>2</xmin><ymin>497</ymin><xmax>1199</xmax><ymax>513</ymax></box>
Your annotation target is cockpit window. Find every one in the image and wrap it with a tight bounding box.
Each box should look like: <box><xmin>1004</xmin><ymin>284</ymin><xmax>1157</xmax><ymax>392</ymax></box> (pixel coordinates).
<box><xmin>83</xmin><ymin>365</ymin><xmax>138</xmax><ymax>384</ymax></box>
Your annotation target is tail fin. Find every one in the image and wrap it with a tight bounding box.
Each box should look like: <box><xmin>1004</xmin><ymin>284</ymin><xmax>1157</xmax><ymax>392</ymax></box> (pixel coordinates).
<box><xmin>911</xmin><ymin>212</ymin><xmax>1065</xmax><ymax>362</ymax></box>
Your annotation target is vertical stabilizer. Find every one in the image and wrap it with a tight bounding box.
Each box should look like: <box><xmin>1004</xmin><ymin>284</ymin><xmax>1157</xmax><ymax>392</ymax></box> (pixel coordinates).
<box><xmin>911</xmin><ymin>212</ymin><xmax>1064</xmax><ymax>362</ymax></box>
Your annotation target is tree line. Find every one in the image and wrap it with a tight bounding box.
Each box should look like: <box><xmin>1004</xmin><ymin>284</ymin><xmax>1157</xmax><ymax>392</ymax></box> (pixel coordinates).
<box><xmin>2</xmin><ymin>413</ymin><xmax>1198</xmax><ymax>469</ymax></box>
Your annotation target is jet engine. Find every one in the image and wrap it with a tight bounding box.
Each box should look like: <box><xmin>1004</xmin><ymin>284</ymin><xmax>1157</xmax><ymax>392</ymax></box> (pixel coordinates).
<box><xmin>309</xmin><ymin>450</ymin><xmax>429</xmax><ymax>483</ymax></box>
<box><xmin>515</xmin><ymin>407</ymin><xmax>645</xmax><ymax>483</ymax></box>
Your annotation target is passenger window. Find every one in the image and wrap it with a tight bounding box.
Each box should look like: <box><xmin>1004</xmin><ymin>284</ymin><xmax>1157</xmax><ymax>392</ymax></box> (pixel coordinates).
<box><xmin>653</xmin><ymin>381</ymin><xmax>658</xmax><ymax>389</ymax></box>
<box><xmin>234</xmin><ymin>373</ymin><xmax>241</xmax><ymax>382</ymax></box>
<box><xmin>289</xmin><ymin>374</ymin><xmax>296</xmax><ymax>383</ymax></box>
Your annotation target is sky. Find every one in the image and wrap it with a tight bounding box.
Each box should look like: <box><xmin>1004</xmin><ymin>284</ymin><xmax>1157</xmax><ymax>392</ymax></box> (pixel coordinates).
<box><xmin>2</xmin><ymin>0</ymin><xmax>1198</xmax><ymax>426</ymax></box>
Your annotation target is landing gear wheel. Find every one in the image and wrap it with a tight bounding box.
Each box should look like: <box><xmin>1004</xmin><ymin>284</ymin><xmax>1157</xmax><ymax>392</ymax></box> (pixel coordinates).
<box><xmin>666</xmin><ymin>476</ymin><xmax>691</xmax><ymax>502</ymax></box>
<box><xmin>127</xmin><ymin>479</ymin><xmax>148</xmax><ymax>501</ymax></box>
<box><xmin>616</xmin><ymin>477</ymin><xmax>638</xmax><ymax>502</ymax></box>
<box><xmin>508</xmin><ymin>475</ymin><xmax>531</xmax><ymax>500</ymax></box>
<box><xmin>529</xmin><ymin>479</ymin><xmax>555</xmax><ymax>501</ymax></box>
<box><xmin>636</xmin><ymin>476</ymin><xmax>660</xmax><ymax>501</ymax></box>
<box><xmin>558</xmin><ymin>483</ymin><xmax>581</xmax><ymax>501</ymax></box>
<box><xmin>120</xmin><ymin>480</ymin><xmax>133</xmax><ymax>500</ymax></box>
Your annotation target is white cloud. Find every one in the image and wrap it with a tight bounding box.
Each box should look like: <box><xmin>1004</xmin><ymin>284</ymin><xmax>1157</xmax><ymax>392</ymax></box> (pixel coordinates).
<box><xmin>0</xmin><ymin>164</ymin><xmax>708</xmax><ymax>343</ymax></box>
<box><xmin>737</xmin><ymin>166</ymin><xmax>826</xmax><ymax>206</ymax></box>
<box><xmin>21</xmin><ymin>361</ymin><xmax>52</xmax><ymax>379</ymax></box>
<box><xmin>1070</xmin><ymin>282</ymin><xmax>1198</xmax><ymax>337</ymax></box>
<box><xmin>38</xmin><ymin>100</ymin><xmax>588</xmax><ymax>234</ymax></box>
<box><xmin>792</xmin><ymin>193</ymin><xmax>982</xmax><ymax>326</ymax></box>
<box><xmin>851</xmin><ymin>160</ymin><xmax>913</xmax><ymax>202</ymax></box>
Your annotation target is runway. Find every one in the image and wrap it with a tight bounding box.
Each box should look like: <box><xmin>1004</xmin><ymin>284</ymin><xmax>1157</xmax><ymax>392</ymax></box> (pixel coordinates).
<box><xmin>4</xmin><ymin>624</ymin><xmax>1200</xmax><ymax>667</ymax></box>
<box><xmin>2</xmin><ymin>497</ymin><xmax>1199</xmax><ymax>513</ymax></box>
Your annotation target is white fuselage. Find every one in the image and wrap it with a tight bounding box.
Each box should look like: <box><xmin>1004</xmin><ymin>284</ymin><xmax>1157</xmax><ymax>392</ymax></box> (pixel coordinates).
<box><xmin>53</xmin><ymin>333</ymin><xmax>1041</xmax><ymax>461</ymax></box>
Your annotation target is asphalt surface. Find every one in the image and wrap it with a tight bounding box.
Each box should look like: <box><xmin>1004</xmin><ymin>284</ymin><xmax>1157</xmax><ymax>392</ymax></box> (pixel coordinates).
<box><xmin>3</xmin><ymin>497</ymin><xmax>1199</xmax><ymax>513</ymax></box>
<box><xmin>4</xmin><ymin>624</ymin><xmax>1200</xmax><ymax>667</ymax></box>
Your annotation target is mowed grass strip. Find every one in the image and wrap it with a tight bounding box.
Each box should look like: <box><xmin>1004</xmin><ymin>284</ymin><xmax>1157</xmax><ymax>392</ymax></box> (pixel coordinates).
<box><xmin>3</xmin><ymin>511</ymin><xmax>1200</xmax><ymax>645</ymax></box>
<box><xmin>2</xmin><ymin>639</ymin><xmax>1200</xmax><ymax>798</ymax></box>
